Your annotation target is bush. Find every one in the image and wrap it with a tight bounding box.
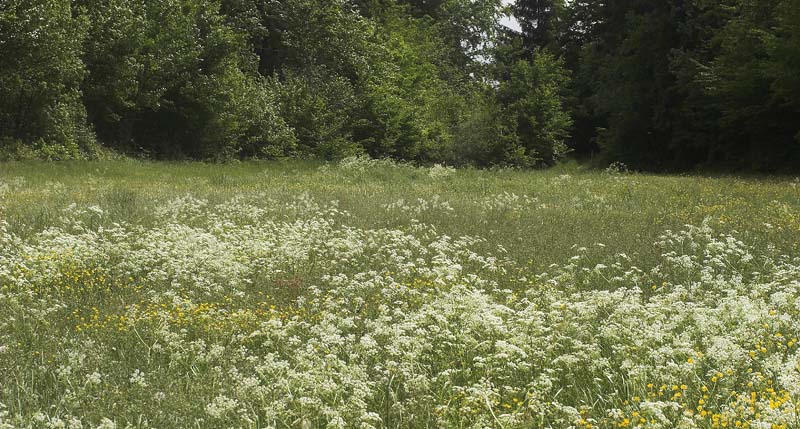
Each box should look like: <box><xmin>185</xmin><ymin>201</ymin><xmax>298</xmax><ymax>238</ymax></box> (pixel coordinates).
<box><xmin>77</xmin><ymin>0</ymin><xmax>289</xmax><ymax>160</ymax></box>
<box><xmin>0</xmin><ymin>0</ymin><xmax>97</xmax><ymax>159</ymax></box>
<box><xmin>270</xmin><ymin>69</ymin><xmax>362</xmax><ymax>160</ymax></box>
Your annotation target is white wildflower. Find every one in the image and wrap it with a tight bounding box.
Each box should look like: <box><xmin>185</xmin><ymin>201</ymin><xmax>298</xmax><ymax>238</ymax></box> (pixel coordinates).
<box><xmin>205</xmin><ymin>395</ymin><xmax>238</xmax><ymax>419</ymax></box>
<box><xmin>129</xmin><ymin>369</ymin><xmax>147</xmax><ymax>388</ymax></box>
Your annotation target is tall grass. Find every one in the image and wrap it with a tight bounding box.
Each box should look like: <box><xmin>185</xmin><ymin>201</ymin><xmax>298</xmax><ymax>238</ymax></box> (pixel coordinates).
<box><xmin>1</xmin><ymin>159</ymin><xmax>799</xmax><ymax>428</ymax></box>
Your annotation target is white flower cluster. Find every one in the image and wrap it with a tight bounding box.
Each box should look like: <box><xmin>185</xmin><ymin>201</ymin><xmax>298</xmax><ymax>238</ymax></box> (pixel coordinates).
<box><xmin>382</xmin><ymin>195</ymin><xmax>454</xmax><ymax>215</ymax></box>
<box><xmin>0</xmin><ymin>177</ymin><xmax>25</xmax><ymax>199</ymax></box>
<box><xmin>481</xmin><ymin>192</ymin><xmax>539</xmax><ymax>212</ymax></box>
<box><xmin>428</xmin><ymin>164</ymin><xmax>456</xmax><ymax>179</ymax></box>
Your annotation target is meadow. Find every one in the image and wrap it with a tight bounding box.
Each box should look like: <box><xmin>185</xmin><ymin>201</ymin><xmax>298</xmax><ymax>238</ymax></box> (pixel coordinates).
<box><xmin>1</xmin><ymin>158</ymin><xmax>800</xmax><ymax>428</ymax></box>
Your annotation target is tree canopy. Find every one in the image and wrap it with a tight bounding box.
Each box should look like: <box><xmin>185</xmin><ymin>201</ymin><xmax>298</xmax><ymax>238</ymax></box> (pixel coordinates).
<box><xmin>0</xmin><ymin>0</ymin><xmax>797</xmax><ymax>171</ymax></box>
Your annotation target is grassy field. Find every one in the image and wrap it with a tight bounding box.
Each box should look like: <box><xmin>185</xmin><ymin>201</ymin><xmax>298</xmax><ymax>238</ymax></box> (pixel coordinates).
<box><xmin>1</xmin><ymin>159</ymin><xmax>800</xmax><ymax>428</ymax></box>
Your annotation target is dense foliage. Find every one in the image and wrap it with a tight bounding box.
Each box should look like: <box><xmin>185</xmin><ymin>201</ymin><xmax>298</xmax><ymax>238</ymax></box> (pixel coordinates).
<box><xmin>519</xmin><ymin>0</ymin><xmax>800</xmax><ymax>171</ymax></box>
<box><xmin>0</xmin><ymin>0</ymin><xmax>798</xmax><ymax>170</ymax></box>
<box><xmin>0</xmin><ymin>0</ymin><xmax>95</xmax><ymax>159</ymax></box>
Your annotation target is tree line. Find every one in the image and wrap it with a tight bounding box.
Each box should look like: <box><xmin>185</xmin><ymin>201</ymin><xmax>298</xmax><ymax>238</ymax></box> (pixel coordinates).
<box><xmin>1</xmin><ymin>0</ymin><xmax>798</xmax><ymax>171</ymax></box>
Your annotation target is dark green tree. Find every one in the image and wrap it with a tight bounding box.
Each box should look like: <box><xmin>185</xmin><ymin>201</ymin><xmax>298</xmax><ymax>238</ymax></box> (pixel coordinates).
<box><xmin>512</xmin><ymin>0</ymin><xmax>565</xmax><ymax>55</ymax></box>
<box><xmin>495</xmin><ymin>51</ymin><xmax>573</xmax><ymax>166</ymax></box>
<box><xmin>704</xmin><ymin>0</ymin><xmax>800</xmax><ymax>170</ymax></box>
